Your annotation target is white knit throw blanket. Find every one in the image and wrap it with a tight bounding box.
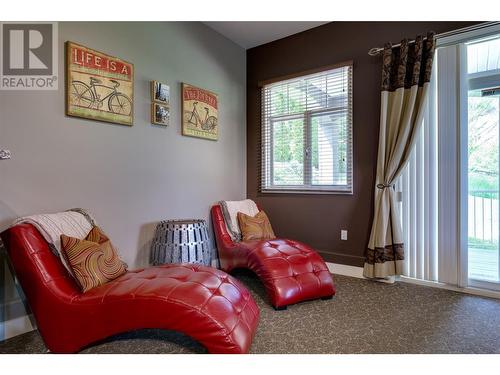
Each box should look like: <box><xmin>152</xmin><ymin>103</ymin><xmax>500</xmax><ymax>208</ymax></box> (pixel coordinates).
<box><xmin>219</xmin><ymin>199</ymin><xmax>259</xmax><ymax>241</ymax></box>
<box><xmin>12</xmin><ymin>208</ymin><xmax>96</xmax><ymax>273</ymax></box>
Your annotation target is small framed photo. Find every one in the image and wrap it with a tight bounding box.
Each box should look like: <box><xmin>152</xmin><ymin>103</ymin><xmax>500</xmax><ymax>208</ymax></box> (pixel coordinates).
<box><xmin>151</xmin><ymin>81</ymin><xmax>170</xmax><ymax>104</ymax></box>
<box><xmin>151</xmin><ymin>103</ymin><xmax>170</xmax><ymax>126</ymax></box>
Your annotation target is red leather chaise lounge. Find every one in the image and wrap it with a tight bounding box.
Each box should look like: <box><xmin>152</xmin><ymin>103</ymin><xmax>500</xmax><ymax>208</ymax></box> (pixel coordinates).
<box><xmin>1</xmin><ymin>224</ymin><xmax>259</xmax><ymax>353</ymax></box>
<box><xmin>211</xmin><ymin>205</ymin><xmax>336</xmax><ymax>310</ymax></box>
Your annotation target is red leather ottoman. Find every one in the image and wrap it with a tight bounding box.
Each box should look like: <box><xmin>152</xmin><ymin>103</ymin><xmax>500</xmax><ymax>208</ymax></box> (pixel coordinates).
<box><xmin>1</xmin><ymin>224</ymin><xmax>259</xmax><ymax>353</ymax></box>
<box><xmin>211</xmin><ymin>205</ymin><xmax>336</xmax><ymax>309</ymax></box>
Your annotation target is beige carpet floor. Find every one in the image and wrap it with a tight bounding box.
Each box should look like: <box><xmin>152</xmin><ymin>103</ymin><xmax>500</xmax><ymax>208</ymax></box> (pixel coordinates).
<box><xmin>1</xmin><ymin>272</ymin><xmax>500</xmax><ymax>354</ymax></box>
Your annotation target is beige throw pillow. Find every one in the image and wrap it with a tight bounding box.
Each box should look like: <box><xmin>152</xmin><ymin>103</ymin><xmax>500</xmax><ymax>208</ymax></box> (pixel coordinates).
<box><xmin>237</xmin><ymin>210</ymin><xmax>276</xmax><ymax>241</ymax></box>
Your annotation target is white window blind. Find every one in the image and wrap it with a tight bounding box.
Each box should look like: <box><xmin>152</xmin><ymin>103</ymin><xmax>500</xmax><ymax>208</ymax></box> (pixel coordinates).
<box><xmin>260</xmin><ymin>63</ymin><xmax>353</xmax><ymax>194</ymax></box>
<box><xmin>398</xmin><ymin>69</ymin><xmax>439</xmax><ymax>282</ymax></box>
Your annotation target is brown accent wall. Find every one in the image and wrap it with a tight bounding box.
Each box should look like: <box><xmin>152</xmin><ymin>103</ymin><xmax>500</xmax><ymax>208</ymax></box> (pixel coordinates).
<box><xmin>247</xmin><ymin>22</ymin><xmax>478</xmax><ymax>267</ymax></box>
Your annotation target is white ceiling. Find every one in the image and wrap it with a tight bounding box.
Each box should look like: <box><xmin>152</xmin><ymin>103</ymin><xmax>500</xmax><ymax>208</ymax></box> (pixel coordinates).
<box><xmin>204</xmin><ymin>22</ymin><xmax>329</xmax><ymax>49</ymax></box>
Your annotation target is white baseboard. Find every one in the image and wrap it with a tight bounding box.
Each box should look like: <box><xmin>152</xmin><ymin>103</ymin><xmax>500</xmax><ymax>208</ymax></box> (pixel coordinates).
<box><xmin>325</xmin><ymin>262</ymin><xmax>396</xmax><ymax>284</ymax></box>
<box><xmin>2</xmin><ymin>315</ymin><xmax>34</xmax><ymax>341</ymax></box>
<box><xmin>326</xmin><ymin>262</ymin><xmax>364</xmax><ymax>278</ymax></box>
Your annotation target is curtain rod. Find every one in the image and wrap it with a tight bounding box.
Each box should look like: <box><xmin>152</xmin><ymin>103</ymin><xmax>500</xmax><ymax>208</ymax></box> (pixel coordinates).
<box><xmin>368</xmin><ymin>22</ymin><xmax>500</xmax><ymax>56</ymax></box>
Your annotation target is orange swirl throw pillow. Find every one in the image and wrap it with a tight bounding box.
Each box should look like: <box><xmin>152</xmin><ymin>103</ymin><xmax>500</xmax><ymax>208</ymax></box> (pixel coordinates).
<box><xmin>61</xmin><ymin>226</ymin><xmax>127</xmax><ymax>292</ymax></box>
<box><xmin>237</xmin><ymin>210</ymin><xmax>276</xmax><ymax>241</ymax></box>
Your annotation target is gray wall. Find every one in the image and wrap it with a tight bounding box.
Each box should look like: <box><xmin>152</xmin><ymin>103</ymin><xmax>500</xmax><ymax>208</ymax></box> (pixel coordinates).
<box><xmin>0</xmin><ymin>22</ymin><xmax>246</xmax><ymax>324</ymax></box>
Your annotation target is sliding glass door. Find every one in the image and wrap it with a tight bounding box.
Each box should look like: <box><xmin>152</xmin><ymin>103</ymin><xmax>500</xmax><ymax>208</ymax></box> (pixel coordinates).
<box><xmin>466</xmin><ymin>35</ymin><xmax>500</xmax><ymax>289</ymax></box>
<box><xmin>399</xmin><ymin>24</ymin><xmax>500</xmax><ymax>294</ymax></box>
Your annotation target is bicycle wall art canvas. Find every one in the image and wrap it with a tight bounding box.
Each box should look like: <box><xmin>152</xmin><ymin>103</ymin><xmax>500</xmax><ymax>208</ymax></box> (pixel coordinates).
<box><xmin>66</xmin><ymin>41</ymin><xmax>134</xmax><ymax>126</ymax></box>
<box><xmin>182</xmin><ymin>83</ymin><xmax>218</xmax><ymax>140</ymax></box>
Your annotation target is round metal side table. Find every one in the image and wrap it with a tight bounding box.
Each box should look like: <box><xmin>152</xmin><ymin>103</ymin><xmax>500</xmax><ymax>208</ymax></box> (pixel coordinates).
<box><xmin>151</xmin><ymin>219</ymin><xmax>212</xmax><ymax>266</ymax></box>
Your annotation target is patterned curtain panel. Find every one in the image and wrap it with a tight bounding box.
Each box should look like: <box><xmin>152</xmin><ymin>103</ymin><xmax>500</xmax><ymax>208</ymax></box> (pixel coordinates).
<box><xmin>364</xmin><ymin>32</ymin><xmax>436</xmax><ymax>279</ymax></box>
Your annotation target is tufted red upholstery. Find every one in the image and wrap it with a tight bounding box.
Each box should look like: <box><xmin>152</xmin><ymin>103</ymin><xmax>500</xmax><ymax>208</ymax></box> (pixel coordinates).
<box><xmin>1</xmin><ymin>224</ymin><xmax>259</xmax><ymax>353</ymax></box>
<box><xmin>211</xmin><ymin>205</ymin><xmax>335</xmax><ymax>308</ymax></box>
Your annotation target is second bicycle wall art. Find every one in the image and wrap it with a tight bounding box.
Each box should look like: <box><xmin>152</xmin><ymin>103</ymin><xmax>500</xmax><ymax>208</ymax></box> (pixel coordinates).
<box><xmin>182</xmin><ymin>83</ymin><xmax>218</xmax><ymax>141</ymax></box>
<box><xmin>66</xmin><ymin>41</ymin><xmax>134</xmax><ymax>126</ymax></box>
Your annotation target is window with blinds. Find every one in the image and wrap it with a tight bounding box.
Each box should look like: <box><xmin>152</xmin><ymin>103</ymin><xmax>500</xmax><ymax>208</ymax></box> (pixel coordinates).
<box><xmin>260</xmin><ymin>63</ymin><xmax>353</xmax><ymax>194</ymax></box>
